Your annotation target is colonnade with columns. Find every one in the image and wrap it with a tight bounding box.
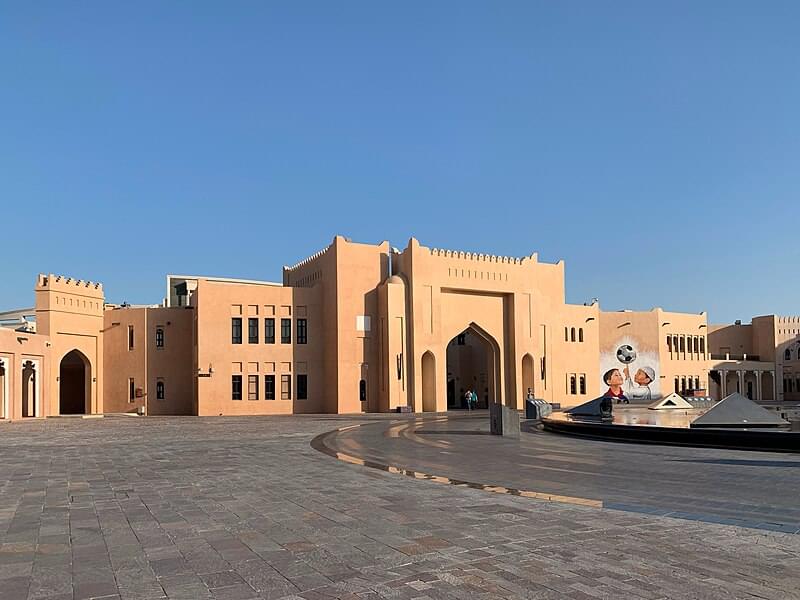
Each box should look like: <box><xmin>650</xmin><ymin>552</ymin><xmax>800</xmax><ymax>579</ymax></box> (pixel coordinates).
<box><xmin>713</xmin><ymin>368</ymin><xmax>775</xmax><ymax>402</ymax></box>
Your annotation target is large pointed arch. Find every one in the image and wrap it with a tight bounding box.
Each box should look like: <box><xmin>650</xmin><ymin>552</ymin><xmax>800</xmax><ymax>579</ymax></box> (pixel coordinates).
<box><xmin>59</xmin><ymin>349</ymin><xmax>91</xmax><ymax>415</ymax></box>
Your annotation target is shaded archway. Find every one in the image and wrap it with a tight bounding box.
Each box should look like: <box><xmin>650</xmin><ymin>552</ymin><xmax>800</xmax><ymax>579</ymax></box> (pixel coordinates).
<box><xmin>522</xmin><ymin>354</ymin><xmax>535</xmax><ymax>399</ymax></box>
<box><xmin>421</xmin><ymin>351</ymin><xmax>437</xmax><ymax>412</ymax></box>
<box><xmin>60</xmin><ymin>350</ymin><xmax>90</xmax><ymax>415</ymax></box>
<box><xmin>445</xmin><ymin>325</ymin><xmax>501</xmax><ymax>409</ymax></box>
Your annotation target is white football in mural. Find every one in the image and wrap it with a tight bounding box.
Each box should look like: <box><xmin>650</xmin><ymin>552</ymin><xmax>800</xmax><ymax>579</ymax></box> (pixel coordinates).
<box><xmin>616</xmin><ymin>344</ymin><xmax>637</xmax><ymax>364</ymax></box>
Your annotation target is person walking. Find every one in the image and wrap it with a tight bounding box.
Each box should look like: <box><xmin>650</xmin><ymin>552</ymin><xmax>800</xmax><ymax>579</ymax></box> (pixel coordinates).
<box><xmin>463</xmin><ymin>388</ymin><xmax>472</xmax><ymax>411</ymax></box>
<box><xmin>471</xmin><ymin>389</ymin><xmax>479</xmax><ymax>410</ymax></box>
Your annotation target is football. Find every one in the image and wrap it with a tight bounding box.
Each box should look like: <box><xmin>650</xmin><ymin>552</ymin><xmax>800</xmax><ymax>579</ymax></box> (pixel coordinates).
<box><xmin>616</xmin><ymin>344</ymin><xmax>637</xmax><ymax>364</ymax></box>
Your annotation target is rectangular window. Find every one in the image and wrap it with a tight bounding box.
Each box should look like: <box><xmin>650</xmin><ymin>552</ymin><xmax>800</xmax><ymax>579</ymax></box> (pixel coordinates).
<box><xmin>264</xmin><ymin>318</ymin><xmax>275</xmax><ymax>344</ymax></box>
<box><xmin>579</xmin><ymin>374</ymin><xmax>586</xmax><ymax>395</ymax></box>
<box><xmin>281</xmin><ymin>374</ymin><xmax>291</xmax><ymax>399</ymax></box>
<box><xmin>679</xmin><ymin>336</ymin><xmax>685</xmax><ymax>353</ymax></box>
<box><xmin>265</xmin><ymin>375</ymin><xmax>275</xmax><ymax>400</ymax></box>
<box><xmin>128</xmin><ymin>378</ymin><xmax>135</xmax><ymax>402</ymax></box>
<box><xmin>297</xmin><ymin>374</ymin><xmax>307</xmax><ymax>400</ymax></box>
<box><xmin>667</xmin><ymin>336</ymin><xmax>672</xmax><ymax>354</ymax></box>
<box><xmin>232</xmin><ymin>318</ymin><xmax>242</xmax><ymax>344</ymax></box>
<box><xmin>700</xmin><ymin>337</ymin><xmax>706</xmax><ymax>357</ymax></box>
<box><xmin>569</xmin><ymin>375</ymin><xmax>577</xmax><ymax>395</ymax></box>
<box><xmin>248</xmin><ymin>318</ymin><xmax>258</xmax><ymax>344</ymax></box>
<box><xmin>297</xmin><ymin>318</ymin><xmax>307</xmax><ymax>344</ymax></box>
<box><xmin>281</xmin><ymin>318</ymin><xmax>291</xmax><ymax>344</ymax></box>
<box><xmin>128</xmin><ymin>325</ymin><xmax>134</xmax><ymax>350</ymax></box>
<box><xmin>232</xmin><ymin>375</ymin><xmax>242</xmax><ymax>400</ymax></box>
<box><xmin>155</xmin><ymin>327</ymin><xmax>164</xmax><ymax>348</ymax></box>
<box><xmin>248</xmin><ymin>375</ymin><xmax>259</xmax><ymax>400</ymax></box>
<box><xmin>156</xmin><ymin>380</ymin><xmax>165</xmax><ymax>400</ymax></box>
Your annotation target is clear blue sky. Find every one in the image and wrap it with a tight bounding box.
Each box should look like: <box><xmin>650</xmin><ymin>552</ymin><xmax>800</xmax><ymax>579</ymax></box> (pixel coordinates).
<box><xmin>2</xmin><ymin>2</ymin><xmax>798</xmax><ymax>323</ymax></box>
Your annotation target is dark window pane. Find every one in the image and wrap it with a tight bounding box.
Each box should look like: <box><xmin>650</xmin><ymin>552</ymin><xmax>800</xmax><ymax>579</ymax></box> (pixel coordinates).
<box><xmin>281</xmin><ymin>319</ymin><xmax>291</xmax><ymax>344</ymax></box>
<box><xmin>248</xmin><ymin>318</ymin><xmax>258</xmax><ymax>344</ymax></box>
<box><xmin>265</xmin><ymin>375</ymin><xmax>275</xmax><ymax>400</ymax></box>
<box><xmin>297</xmin><ymin>374</ymin><xmax>307</xmax><ymax>399</ymax></box>
<box><xmin>264</xmin><ymin>318</ymin><xmax>275</xmax><ymax>344</ymax></box>
<box><xmin>232</xmin><ymin>318</ymin><xmax>242</xmax><ymax>344</ymax></box>
<box><xmin>156</xmin><ymin>381</ymin><xmax>165</xmax><ymax>400</ymax></box>
<box><xmin>297</xmin><ymin>319</ymin><xmax>307</xmax><ymax>344</ymax></box>
<box><xmin>232</xmin><ymin>375</ymin><xmax>242</xmax><ymax>400</ymax></box>
<box><xmin>156</xmin><ymin>328</ymin><xmax>164</xmax><ymax>348</ymax></box>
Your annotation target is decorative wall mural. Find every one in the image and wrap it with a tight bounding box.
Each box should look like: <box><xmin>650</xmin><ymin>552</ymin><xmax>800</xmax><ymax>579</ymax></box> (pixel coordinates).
<box><xmin>600</xmin><ymin>335</ymin><xmax>660</xmax><ymax>402</ymax></box>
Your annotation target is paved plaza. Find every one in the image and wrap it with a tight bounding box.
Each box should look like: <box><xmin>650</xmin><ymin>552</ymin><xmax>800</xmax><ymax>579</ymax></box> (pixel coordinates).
<box><xmin>0</xmin><ymin>415</ymin><xmax>799</xmax><ymax>600</ymax></box>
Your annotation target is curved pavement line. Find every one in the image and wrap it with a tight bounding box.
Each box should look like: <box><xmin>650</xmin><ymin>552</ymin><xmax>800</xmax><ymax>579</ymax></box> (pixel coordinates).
<box><xmin>310</xmin><ymin>420</ymin><xmax>603</xmax><ymax>509</ymax></box>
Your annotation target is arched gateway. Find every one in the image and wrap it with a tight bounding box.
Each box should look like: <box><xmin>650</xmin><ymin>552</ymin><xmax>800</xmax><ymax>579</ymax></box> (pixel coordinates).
<box><xmin>59</xmin><ymin>349</ymin><xmax>91</xmax><ymax>415</ymax></box>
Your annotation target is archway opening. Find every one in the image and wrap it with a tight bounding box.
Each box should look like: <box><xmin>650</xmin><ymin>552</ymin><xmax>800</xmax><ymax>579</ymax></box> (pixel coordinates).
<box><xmin>421</xmin><ymin>351</ymin><xmax>437</xmax><ymax>412</ymax></box>
<box><xmin>522</xmin><ymin>354</ymin><xmax>535</xmax><ymax>399</ymax></box>
<box><xmin>60</xmin><ymin>350</ymin><xmax>90</xmax><ymax>415</ymax></box>
<box><xmin>446</xmin><ymin>327</ymin><xmax>496</xmax><ymax>410</ymax></box>
<box><xmin>22</xmin><ymin>360</ymin><xmax>37</xmax><ymax>417</ymax></box>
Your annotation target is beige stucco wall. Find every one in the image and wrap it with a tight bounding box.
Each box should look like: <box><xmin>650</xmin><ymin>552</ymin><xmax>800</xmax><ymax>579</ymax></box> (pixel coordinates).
<box><xmin>0</xmin><ymin>328</ymin><xmax>51</xmax><ymax>419</ymax></box>
<box><xmin>35</xmin><ymin>274</ymin><xmax>104</xmax><ymax>416</ymax></box>
<box><xmin>194</xmin><ymin>278</ymin><xmax>323</xmax><ymax>416</ymax></box>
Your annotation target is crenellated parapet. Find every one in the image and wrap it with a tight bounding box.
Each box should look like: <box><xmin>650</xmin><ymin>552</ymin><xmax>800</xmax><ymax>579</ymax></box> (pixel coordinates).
<box><xmin>36</xmin><ymin>273</ymin><xmax>104</xmax><ymax>297</ymax></box>
<box><xmin>427</xmin><ymin>247</ymin><xmax>539</xmax><ymax>266</ymax></box>
<box><xmin>283</xmin><ymin>243</ymin><xmax>332</xmax><ymax>272</ymax></box>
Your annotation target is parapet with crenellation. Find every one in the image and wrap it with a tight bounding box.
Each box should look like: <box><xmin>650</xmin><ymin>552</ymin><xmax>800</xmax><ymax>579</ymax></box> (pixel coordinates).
<box><xmin>426</xmin><ymin>246</ymin><xmax>540</xmax><ymax>266</ymax></box>
<box><xmin>36</xmin><ymin>274</ymin><xmax>105</xmax><ymax>297</ymax></box>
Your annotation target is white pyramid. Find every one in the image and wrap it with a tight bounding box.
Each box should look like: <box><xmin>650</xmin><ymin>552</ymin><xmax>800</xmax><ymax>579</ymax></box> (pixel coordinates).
<box><xmin>648</xmin><ymin>392</ymin><xmax>694</xmax><ymax>410</ymax></box>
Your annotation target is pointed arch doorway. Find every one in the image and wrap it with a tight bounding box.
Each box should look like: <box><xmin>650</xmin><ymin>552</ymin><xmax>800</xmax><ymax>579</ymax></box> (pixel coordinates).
<box><xmin>60</xmin><ymin>350</ymin><xmax>91</xmax><ymax>415</ymax></box>
<box><xmin>446</xmin><ymin>324</ymin><xmax>501</xmax><ymax>410</ymax></box>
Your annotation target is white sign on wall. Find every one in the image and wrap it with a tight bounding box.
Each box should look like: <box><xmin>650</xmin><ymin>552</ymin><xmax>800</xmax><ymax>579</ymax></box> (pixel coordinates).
<box><xmin>356</xmin><ymin>315</ymin><xmax>371</xmax><ymax>332</ymax></box>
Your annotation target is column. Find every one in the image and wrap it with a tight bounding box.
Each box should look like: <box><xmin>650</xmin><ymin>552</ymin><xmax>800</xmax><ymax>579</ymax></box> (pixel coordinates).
<box><xmin>755</xmin><ymin>370</ymin><xmax>762</xmax><ymax>401</ymax></box>
<box><xmin>772</xmin><ymin>371</ymin><xmax>777</xmax><ymax>401</ymax></box>
<box><xmin>738</xmin><ymin>370</ymin><xmax>744</xmax><ymax>394</ymax></box>
<box><xmin>720</xmin><ymin>369</ymin><xmax>726</xmax><ymax>398</ymax></box>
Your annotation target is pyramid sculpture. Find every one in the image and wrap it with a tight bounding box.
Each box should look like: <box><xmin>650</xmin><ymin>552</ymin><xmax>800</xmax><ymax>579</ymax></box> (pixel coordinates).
<box><xmin>648</xmin><ymin>392</ymin><xmax>694</xmax><ymax>410</ymax></box>
<box><xmin>690</xmin><ymin>393</ymin><xmax>790</xmax><ymax>429</ymax></box>
<box><xmin>565</xmin><ymin>396</ymin><xmax>613</xmax><ymax>419</ymax></box>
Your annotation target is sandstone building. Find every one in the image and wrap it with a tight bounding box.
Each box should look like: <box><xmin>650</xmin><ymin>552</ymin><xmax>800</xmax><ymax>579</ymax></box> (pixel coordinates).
<box><xmin>1</xmin><ymin>236</ymin><xmax>788</xmax><ymax>419</ymax></box>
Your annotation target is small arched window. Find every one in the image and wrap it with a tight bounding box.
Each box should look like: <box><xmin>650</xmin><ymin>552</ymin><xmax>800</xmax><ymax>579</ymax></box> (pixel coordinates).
<box><xmin>155</xmin><ymin>328</ymin><xmax>164</xmax><ymax>348</ymax></box>
<box><xmin>785</xmin><ymin>349</ymin><xmax>791</xmax><ymax>361</ymax></box>
<box><xmin>578</xmin><ymin>328</ymin><xmax>584</xmax><ymax>342</ymax></box>
<box><xmin>359</xmin><ymin>379</ymin><xmax>367</xmax><ymax>402</ymax></box>
<box><xmin>570</xmin><ymin>327</ymin><xmax>576</xmax><ymax>342</ymax></box>
<box><xmin>156</xmin><ymin>380</ymin><xmax>165</xmax><ymax>400</ymax></box>
<box><xmin>564</xmin><ymin>327</ymin><xmax>568</xmax><ymax>342</ymax></box>
<box><xmin>579</xmin><ymin>375</ymin><xmax>586</xmax><ymax>395</ymax></box>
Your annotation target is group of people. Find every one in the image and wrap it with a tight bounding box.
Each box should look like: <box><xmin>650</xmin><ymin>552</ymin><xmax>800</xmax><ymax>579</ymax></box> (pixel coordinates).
<box><xmin>462</xmin><ymin>388</ymin><xmax>479</xmax><ymax>410</ymax></box>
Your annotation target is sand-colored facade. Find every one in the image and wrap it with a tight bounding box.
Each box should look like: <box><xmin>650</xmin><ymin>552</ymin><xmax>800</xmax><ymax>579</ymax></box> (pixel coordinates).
<box><xmin>708</xmin><ymin>315</ymin><xmax>800</xmax><ymax>403</ymax></box>
<box><xmin>1</xmin><ymin>236</ymin><xmax>789</xmax><ymax>420</ymax></box>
